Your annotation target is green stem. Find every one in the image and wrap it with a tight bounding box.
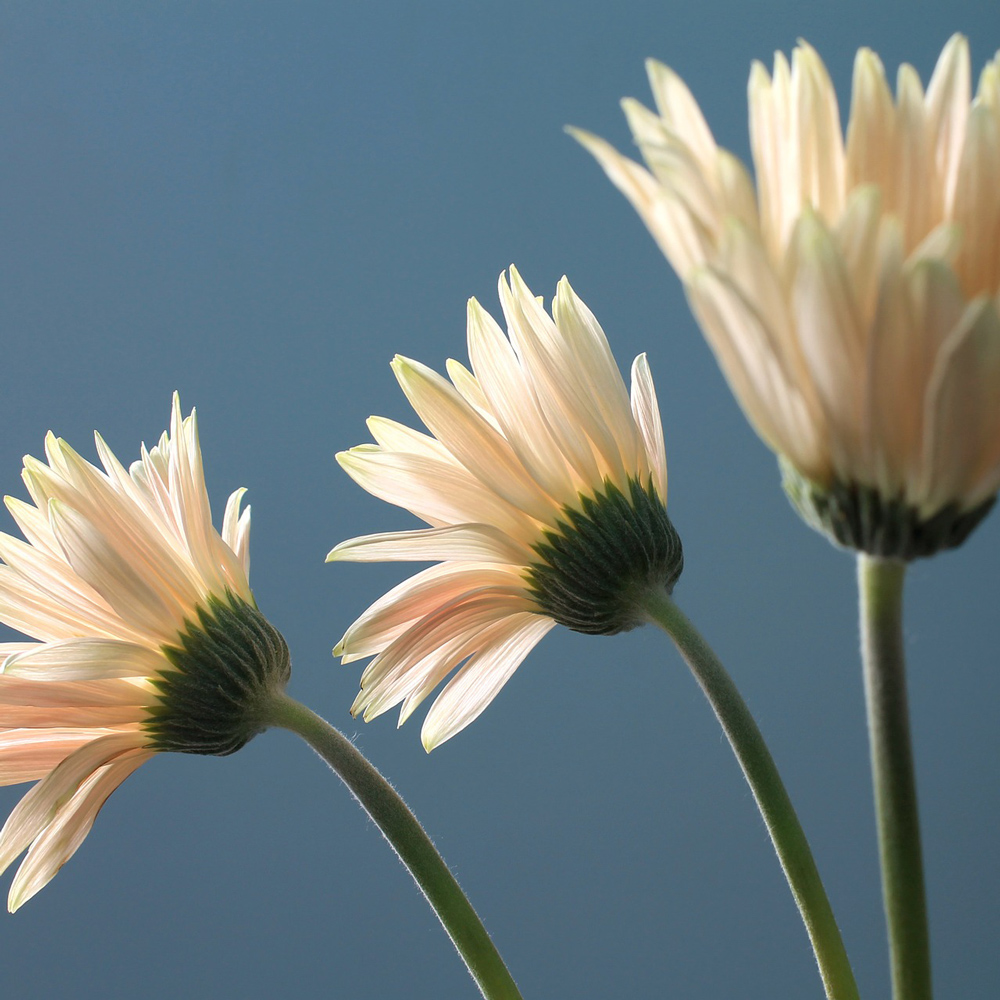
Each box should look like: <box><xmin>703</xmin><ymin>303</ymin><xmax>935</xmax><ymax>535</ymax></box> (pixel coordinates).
<box><xmin>858</xmin><ymin>555</ymin><xmax>931</xmax><ymax>1000</ymax></box>
<box><xmin>265</xmin><ymin>692</ymin><xmax>523</xmax><ymax>1000</ymax></box>
<box><xmin>642</xmin><ymin>588</ymin><xmax>858</xmax><ymax>1000</ymax></box>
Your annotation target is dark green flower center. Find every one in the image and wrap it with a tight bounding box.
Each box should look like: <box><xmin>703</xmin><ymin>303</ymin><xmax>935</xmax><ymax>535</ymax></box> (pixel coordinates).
<box><xmin>526</xmin><ymin>477</ymin><xmax>684</xmax><ymax>635</ymax></box>
<box><xmin>781</xmin><ymin>459</ymin><xmax>996</xmax><ymax>560</ymax></box>
<box><xmin>146</xmin><ymin>593</ymin><xmax>291</xmax><ymax>756</ymax></box>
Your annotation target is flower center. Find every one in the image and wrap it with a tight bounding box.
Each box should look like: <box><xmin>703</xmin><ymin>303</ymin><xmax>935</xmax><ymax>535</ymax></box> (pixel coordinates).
<box><xmin>526</xmin><ymin>477</ymin><xmax>684</xmax><ymax>635</ymax></box>
<box><xmin>781</xmin><ymin>459</ymin><xmax>997</xmax><ymax>560</ymax></box>
<box><xmin>146</xmin><ymin>594</ymin><xmax>291</xmax><ymax>755</ymax></box>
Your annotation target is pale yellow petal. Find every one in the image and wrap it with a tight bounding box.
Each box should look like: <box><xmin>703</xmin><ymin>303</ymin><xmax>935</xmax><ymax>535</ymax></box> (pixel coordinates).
<box><xmin>8</xmin><ymin>747</ymin><xmax>151</xmax><ymax>911</ymax></box>
<box><xmin>920</xmin><ymin>297</ymin><xmax>1000</xmax><ymax>513</ymax></box>
<box><xmin>328</xmin><ymin>524</ymin><xmax>531</xmax><ymax>566</ymax></box>
<box><xmin>392</xmin><ymin>355</ymin><xmax>553</xmax><ymax>521</ymax></box>
<box><xmin>629</xmin><ymin>355</ymin><xmax>668</xmax><ymax>502</ymax></box>
<box><xmin>924</xmin><ymin>34</ymin><xmax>971</xmax><ymax>217</ymax></box>
<box><xmin>336</xmin><ymin>446</ymin><xmax>537</xmax><ymax>539</ymax></box>
<box><xmin>645</xmin><ymin>59</ymin><xmax>718</xmax><ymax>171</ymax></box>
<box><xmin>1</xmin><ymin>639</ymin><xmax>163</xmax><ymax>681</ymax></box>
<box><xmin>0</xmin><ymin>731</ymin><xmax>148</xmax><ymax>881</ymax></box>
<box><xmin>421</xmin><ymin>614</ymin><xmax>554</xmax><ymax>750</ymax></box>
<box><xmin>336</xmin><ymin>564</ymin><xmax>526</xmax><ymax>662</ymax></box>
<box><xmin>846</xmin><ymin>48</ymin><xmax>897</xmax><ymax>194</ymax></box>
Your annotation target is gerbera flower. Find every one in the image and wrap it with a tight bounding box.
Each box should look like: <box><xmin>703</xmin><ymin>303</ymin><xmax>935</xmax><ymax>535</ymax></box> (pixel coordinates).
<box><xmin>0</xmin><ymin>395</ymin><xmax>289</xmax><ymax>910</ymax></box>
<box><xmin>575</xmin><ymin>35</ymin><xmax>1000</xmax><ymax>558</ymax></box>
<box><xmin>330</xmin><ymin>267</ymin><xmax>682</xmax><ymax>750</ymax></box>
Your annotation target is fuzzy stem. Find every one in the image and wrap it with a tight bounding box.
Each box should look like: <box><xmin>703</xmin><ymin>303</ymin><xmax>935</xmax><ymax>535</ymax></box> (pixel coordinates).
<box><xmin>642</xmin><ymin>588</ymin><xmax>858</xmax><ymax>1000</ymax></box>
<box><xmin>266</xmin><ymin>692</ymin><xmax>523</xmax><ymax>1000</ymax></box>
<box><xmin>858</xmin><ymin>555</ymin><xmax>931</xmax><ymax>1000</ymax></box>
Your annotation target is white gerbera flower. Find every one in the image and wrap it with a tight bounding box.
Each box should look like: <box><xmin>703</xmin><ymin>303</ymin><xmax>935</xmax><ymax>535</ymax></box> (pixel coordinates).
<box><xmin>576</xmin><ymin>35</ymin><xmax>1000</xmax><ymax>558</ymax></box>
<box><xmin>330</xmin><ymin>267</ymin><xmax>682</xmax><ymax>750</ymax></box>
<box><xmin>0</xmin><ymin>395</ymin><xmax>288</xmax><ymax>910</ymax></box>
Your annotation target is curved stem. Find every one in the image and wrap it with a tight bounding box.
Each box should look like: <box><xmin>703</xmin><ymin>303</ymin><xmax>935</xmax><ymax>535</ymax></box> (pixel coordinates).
<box><xmin>642</xmin><ymin>588</ymin><xmax>858</xmax><ymax>1000</ymax></box>
<box><xmin>858</xmin><ymin>555</ymin><xmax>931</xmax><ymax>1000</ymax></box>
<box><xmin>265</xmin><ymin>692</ymin><xmax>523</xmax><ymax>1000</ymax></box>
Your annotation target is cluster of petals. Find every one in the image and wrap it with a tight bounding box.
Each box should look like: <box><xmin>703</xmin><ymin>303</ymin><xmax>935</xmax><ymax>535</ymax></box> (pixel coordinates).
<box><xmin>330</xmin><ymin>267</ymin><xmax>668</xmax><ymax>750</ymax></box>
<box><xmin>0</xmin><ymin>395</ymin><xmax>252</xmax><ymax>909</ymax></box>
<box><xmin>578</xmin><ymin>35</ymin><xmax>1000</xmax><ymax>517</ymax></box>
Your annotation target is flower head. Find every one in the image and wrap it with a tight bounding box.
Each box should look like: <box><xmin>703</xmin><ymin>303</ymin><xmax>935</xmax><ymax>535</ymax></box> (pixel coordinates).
<box><xmin>576</xmin><ymin>35</ymin><xmax>1000</xmax><ymax>558</ymax></box>
<box><xmin>330</xmin><ymin>268</ymin><xmax>681</xmax><ymax>749</ymax></box>
<box><xmin>0</xmin><ymin>395</ymin><xmax>289</xmax><ymax>910</ymax></box>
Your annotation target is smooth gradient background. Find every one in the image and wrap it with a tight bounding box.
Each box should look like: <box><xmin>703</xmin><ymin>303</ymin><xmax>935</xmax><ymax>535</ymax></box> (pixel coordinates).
<box><xmin>0</xmin><ymin>2</ymin><xmax>997</xmax><ymax>997</ymax></box>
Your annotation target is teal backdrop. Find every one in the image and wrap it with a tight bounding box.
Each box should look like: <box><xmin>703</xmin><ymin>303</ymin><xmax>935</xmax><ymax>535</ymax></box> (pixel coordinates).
<box><xmin>0</xmin><ymin>2</ymin><xmax>996</xmax><ymax>997</ymax></box>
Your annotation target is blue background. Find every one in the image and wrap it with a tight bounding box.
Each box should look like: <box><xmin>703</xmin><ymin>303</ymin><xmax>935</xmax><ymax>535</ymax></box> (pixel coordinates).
<box><xmin>0</xmin><ymin>2</ymin><xmax>997</xmax><ymax>997</ymax></box>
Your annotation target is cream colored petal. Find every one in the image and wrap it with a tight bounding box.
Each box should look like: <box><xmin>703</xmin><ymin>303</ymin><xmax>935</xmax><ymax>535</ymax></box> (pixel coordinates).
<box><xmin>620</xmin><ymin>98</ymin><xmax>676</xmax><ymax>181</ymax></box>
<box><xmin>645</xmin><ymin>59</ymin><xmax>718</xmax><ymax>171</ymax></box>
<box><xmin>714</xmin><ymin>219</ymin><xmax>805</xmax><ymax>383</ymax></box>
<box><xmin>361</xmin><ymin>604</ymin><xmax>528</xmax><ymax>722</ymax></box>
<box><xmin>894</xmin><ymin>64</ymin><xmax>933</xmax><ymax>247</ymax></box>
<box><xmin>551</xmin><ymin>276</ymin><xmax>644</xmax><ymax>482</ymax></box>
<box><xmin>97</xmin><ymin>428</ymin><xmax>182</xmax><ymax>556</ymax></box>
<box><xmin>221</xmin><ymin>488</ymin><xmax>248</xmax><ymax>571</ymax></box>
<box><xmin>788</xmin><ymin>210</ymin><xmax>867</xmax><ymax>478</ymax></box>
<box><xmin>0</xmin><ymin>565</ymin><xmax>147</xmax><ymax>645</ymax></box>
<box><xmin>421</xmin><ymin>614</ymin><xmax>555</xmax><ymax>750</ymax></box>
<box><xmin>924</xmin><ymin>34</ymin><xmax>971</xmax><ymax>217</ymax></box>
<box><xmin>846</xmin><ymin>48</ymin><xmax>897</xmax><ymax>194</ymax></box>
<box><xmin>336</xmin><ymin>447</ymin><xmax>537</xmax><ymax>539</ymax></box>
<box><xmin>392</xmin><ymin>356</ymin><xmax>553</xmax><ymax>520</ymax></box>
<box><xmin>129</xmin><ymin>440</ymin><xmax>176</xmax><ymax>533</ymax></box>
<box><xmin>791</xmin><ymin>42</ymin><xmax>846</xmax><ymax>227</ymax></box>
<box><xmin>715</xmin><ymin>150</ymin><xmax>761</xmax><ymax>232</ymax></box>
<box><xmin>1</xmin><ymin>640</ymin><xmax>163</xmax><ymax>681</ymax></box>
<box><xmin>0</xmin><ymin>705</ymin><xmax>146</xmax><ymax>728</ymax></box>
<box><xmin>863</xmin><ymin>227</ymin><xmax>913</xmax><ymax>496</ymax></box>
<box><xmin>0</xmin><ymin>643</ymin><xmax>40</xmax><ymax>659</ymax></box>
<box><xmin>570</xmin><ymin>128</ymin><xmax>712</xmax><ymax>275</ymax></box>
<box><xmin>327</xmin><ymin>524</ymin><xmax>531</xmax><ymax>566</ymax></box>
<box><xmin>920</xmin><ymin>296</ymin><xmax>1000</xmax><ymax>513</ymax></box>
<box><xmin>49</xmin><ymin>437</ymin><xmax>182</xmax><ymax>569</ymax></box>
<box><xmin>397</xmin><ymin>625</ymin><xmax>508</xmax><ymax>727</ymax></box>
<box><xmin>748</xmin><ymin>59</ymin><xmax>780</xmax><ymax>253</ymax></box>
<box><xmin>0</xmin><ymin>531</ymin><xmax>124</xmax><ymax>631</ymax></box>
<box><xmin>444</xmin><ymin>359</ymin><xmax>502</xmax><ymax>431</ymax></box>
<box><xmin>622</xmin><ymin>98</ymin><xmax>725</xmax><ymax>238</ymax></box>
<box><xmin>0</xmin><ymin>731</ymin><xmax>148</xmax><ymax>881</ymax></box>
<box><xmin>8</xmin><ymin>746</ymin><xmax>152</xmax><ymax>911</ymax></box>
<box><xmin>629</xmin><ymin>355</ymin><xmax>668</xmax><ymax>501</ymax></box>
<box><xmin>48</xmin><ymin>500</ymin><xmax>183</xmax><ymax>642</ymax></box>
<box><xmin>0</xmin><ymin>728</ymin><xmax>126</xmax><ymax>787</ymax></box>
<box><xmin>0</xmin><ymin>676</ymin><xmax>154</xmax><ymax>709</ymax></box>
<box><xmin>167</xmin><ymin>401</ymin><xmax>214</xmax><ymax>569</ymax></box>
<box><xmin>978</xmin><ymin>53</ymin><xmax>1000</xmax><ymax>109</ymax></box>
<box><xmin>336</xmin><ymin>564</ymin><xmax>526</xmax><ymax>662</ymax></box>
<box><xmin>366</xmin><ymin>416</ymin><xmax>453</xmax><ymax>460</ymax></box>
<box><xmin>748</xmin><ymin>53</ymin><xmax>795</xmax><ymax>257</ymax></box>
<box><xmin>908</xmin><ymin>222</ymin><xmax>962</xmax><ymax>267</ymax></box>
<box><xmin>834</xmin><ymin>185</ymin><xmax>884</xmax><ymax>326</ymax></box>
<box><xmin>951</xmin><ymin>103</ymin><xmax>1000</xmax><ymax>297</ymax></box>
<box><xmin>3</xmin><ymin>497</ymin><xmax>61</xmax><ymax>559</ymax></box>
<box><xmin>869</xmin><ymin>256</ymin><xmax>965</xmax><ymax>506</ymax></box>
<box><xmin>28</xmin><ymin>442</ymin><xmax>206</xmax><ymax>616</ymax></box>
<box><xmin>466</xmin><ymin>296</ymin><xmax>576</xmax><ymax>502</ymax></box>
<box><xmin>169</xmin><ymin>402</ymin><xmax>250</xmax><ymax>602</ymax></box>
<box><xmin>686</xmin><ymin>267</ymin><xmax>828</xmax><ymax>481</ymax></box>
<box><xmin>499</xmin><ymin>271</ymin><xmax>604</xmax><ymax>489</ymax></box>
<box><xmin>359</xmin><ymin>627</ymin><xmax>488</xmax><ymax>724</ymax></box>
<box><xmin>353</xmin><ymin>590</ymin><xmax>532</xmax><ymax>721</ymax></box>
